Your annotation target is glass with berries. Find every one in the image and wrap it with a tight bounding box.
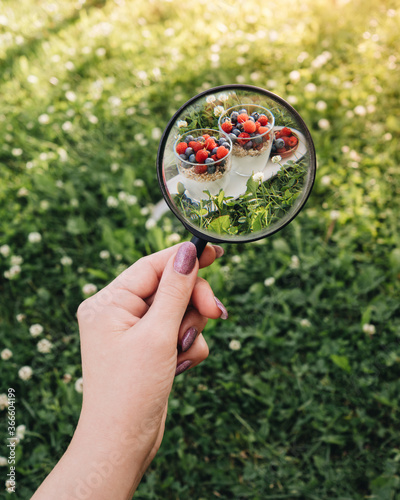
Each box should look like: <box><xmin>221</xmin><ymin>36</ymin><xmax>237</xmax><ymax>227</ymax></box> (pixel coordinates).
<box><xmin>173</xmin><ymin>128</ymin><xmax>233</xmax><ymax>195</ymax></box>
<box><xmin>218</xmin><ymin>105</ymin><xmax>275</xmax><ymax>176</ymax></box>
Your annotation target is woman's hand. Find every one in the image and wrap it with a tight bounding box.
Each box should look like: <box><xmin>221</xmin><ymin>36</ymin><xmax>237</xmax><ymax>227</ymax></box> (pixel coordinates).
<box><xmin>32</xmin><ymin>242</ymin><xmax>227</xmax><ymax>500</ymax></box>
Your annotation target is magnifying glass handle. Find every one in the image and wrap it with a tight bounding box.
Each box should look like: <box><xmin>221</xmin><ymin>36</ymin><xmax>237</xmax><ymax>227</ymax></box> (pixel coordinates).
<box><xmin>190</xmin><ymin>235</ymin><xmax>208</xmax><ymax>259</ymax></box>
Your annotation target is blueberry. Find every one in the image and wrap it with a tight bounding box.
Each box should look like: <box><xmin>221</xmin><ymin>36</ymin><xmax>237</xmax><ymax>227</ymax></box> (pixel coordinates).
<box><xmin>249</xmin><ymin>116</ymin><xmax>255</xmax><ymax>122</ymax></box>
<box><xmin>230</xmin><ymin>111</ymin><xmax>239</xmax><ymax>122</ymax></box>
<box><xmin>185</xmin><ymin>147</ymin><xmax>194</xmax><ymax>157</ymax></box>
<box><xmin>220</xmin><ymin>117</ymin><xmax>229</xmax><ymax>123</ymax></box>
<box><xmin>205</xmin><ymin>158</ymin><xmax>214</xmax><ymax>164</ymax></box>
<box><xmin>243</xmin><ymin>141</ymin><xmax>253</xmax><ymax>150</ymax></box>
<box><xmin>253</xmin><ymin>136</ymin><xmax>263</xmax><ymax>145</ymax></box>
<box><xmin>222</xmin><ymin>142</ymin><xmax>230</xmax><ymax>149</ymax></box>
<box><xmin>212</xmin><ymin>147</ymin><xmax>218</xmax><ymax>155</ymax></box>
<box><xmin>229</xmin><ymin>133</ymin><xmax>238</xmax><ymax>143</ymax></box>
<box><xmin>185</xmin><ymin>135</ymin><xmax>194</xmax><ymax>143</ymax></box>
<box><xmin>218</xmin><ymin>138</ymin><xmax>226</xmax><ymax>145</ymax></box>
<box><xmin>196</xmin><ymin>136</ymin><xmax>205</xmax><ymax>144</ymax></box>
<box><xmin>232</xmin><ymin>128</ymin><xmax>241</xmax><ymax>136</ymax></box>
<box><xmin>207</xmin><ymin>165</ymin><xmax>216</xmax><ymax>174</ymax></box>
<box><xmin>251</xmin><ymin>112</ymin><xmax>259</xmax><ymax>121</ymax></box>
<box><xmin>271</xmin><ymin>144</ymin><xmax>277</xmax><ymax>153</ymax></box>
<box><xmin>275</xmin><ymin>138</ymin><xmax>285</xmax><ymax>149</ymax></box>
<box><xmin>188</xmin><ymin>154</ymin><xmax>196</xmax><ymax>163</ymax></box>
<box><xmin>250</xmin><ymin>133</ymin><xmax>256</xmax><ymax>138</ymax></box>
<box><xmin>179</xmin><ymin>154</ymin><xmax>187</xmax><ymax>160</ymax></box>
<box><xmin>239</xmin><ymin>109</ymin><xmax>247</xmax><ymax>114</ymax></box>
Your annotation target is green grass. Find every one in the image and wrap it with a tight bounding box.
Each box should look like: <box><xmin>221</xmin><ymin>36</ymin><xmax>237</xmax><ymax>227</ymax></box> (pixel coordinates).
<box><xmin>1</xmin><ymin>0</ymin><xmax>400</xmax><ymax>498</ymax></box>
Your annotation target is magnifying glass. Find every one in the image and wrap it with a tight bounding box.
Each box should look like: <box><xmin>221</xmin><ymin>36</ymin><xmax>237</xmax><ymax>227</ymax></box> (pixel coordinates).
<box><xmin>157</xmin><ymin>84</ymin><xmax>316</xmax><ymax>257</ymax></box>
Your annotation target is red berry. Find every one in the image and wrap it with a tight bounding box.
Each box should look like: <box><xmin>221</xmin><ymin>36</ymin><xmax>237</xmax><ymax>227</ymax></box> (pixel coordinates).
<box><xmin>258</xmin><ymin>126</ymin><xmax>269</xmax><ymax>135</ymax></box>
<box><xmin>282</xmin><ymin>136</ymin><xmax>291</xmax><ymax>146</ymax></box>
<box><xmin>217</xmin><ymin>146</ymin><xmax>229</xmax><ymax>159</ymax></box>
<box><xmin>274</xmin><ymin>131</ymin><xmax>282</xmax><ymax>139</ymax></box>
<box><xmin>288</xmin><ymin>136</ymin><xmax>298</xmax><ymax>147</ymax></box>
<box><xmin>277</xmin><ymin>148</ymin><xmax>286</xmax><ymax>154</ymax></box>
<box><xmin>255</xmin><ymin>120</ymin><xmax>261</xmax><ymax>131</ymax></box>
<box><xmin>243</xmin><ymin>120</ymin><xmax>256</xmax><ymax>133</ymax></box>
<box><xmin>221</xmin><ymin>121</ymin><xmax>233</xmax><ymax>133</ymax></box>
<box><xmin>237</xmin><ymin>113</ymin><xmax>249</xmax><ymax>123</ymax></box>
<box><xmin>205</xmin><ymin>138</ymin><xmax>217</xmax><ymax>150</ymax></box>
<box><xmin>211</xmin><ymin>154</ymin><xmax>217</xmax><ymax>161</ymax></box>
<box><xmin>202</xmin><ymin>134</ymin><xmax>210</xmax><ymax>140</ymax></box>
<box><xmin>258</xmin><ymin>114</ymin><xmax>269</xmax><ymax>126</ymax></box>
<box><xmin>176</xmin><ymin>142</ymin><xmax>188</xmax><ymax>155</ymax></box>
<box><xmin>194</xmin><ymin>164</ymin><xmax>208</xmax><ymax>174</ymax></box>
<box><xmin>196</xmin><ymin>149</ymin><xmax>209</xmax><ymax>163</ymax></box>
<box><xmin>280</xmin><ymin>127</ymin><xmax>292</xmax><ymax>137</ymax></box>
<box><xmin>189</xmin><ymin>141</ymin><xmax>203</xmax><ymax>153</ymax></box>
<box><xmin>238</xmin><ymin>132</ymin><xmax>250</xmax><ymax>146</ymax></box>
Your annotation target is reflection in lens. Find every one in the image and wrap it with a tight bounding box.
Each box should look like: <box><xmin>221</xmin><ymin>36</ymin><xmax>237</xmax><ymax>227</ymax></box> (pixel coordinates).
<box><xmin>159</xmin><ymin>86</ymin><xmax>315</xmax><ymax>242</ymax></box>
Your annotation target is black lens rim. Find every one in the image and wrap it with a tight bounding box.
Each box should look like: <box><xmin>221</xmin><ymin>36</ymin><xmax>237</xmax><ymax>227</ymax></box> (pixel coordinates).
<box><xmin>156</xmin><ymin>83</ymin><xmax>316</xmax><ymax>244</ymax></box>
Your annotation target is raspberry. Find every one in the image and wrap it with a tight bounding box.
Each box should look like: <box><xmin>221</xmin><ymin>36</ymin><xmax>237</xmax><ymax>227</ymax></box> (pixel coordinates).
<box><xmin>282</xmin><ymin>136</ymin><xmax>291</xmax><ymax>147</ymax></box>
<box><xmin>205</xmin><ymin>138</ymin><xmax>217</xmax><ymax>150</ymax></box>
<box><xmin>221</xmin><ymin>121</ymin><xmax>233</xmax><ymax>133</ymax></box>
<box><xmin>258</xmin><ymin>126</ymin><xmax>269</xmax><ymax>135</ymax></box>
<box><xmin>288</xmin><ymin>136</ymin><xmax>298</xmax><ymax>147</ymax></box>
<box><xmin>237</xmin><ymin>113</ymin><xmax>249</xmax><ymax>123</ymax></box>
<box><xmin>243</xmin><ymin>120</ymin><xmax>256</xmax><ymax>133</ymax></box>
<box><xmin>202</xmin><ymin>134</ymin><xmax>210</xmax><ymax>140</ymax></box>
<box><xmin>217</xmin><ymin>146</ymin><xmax>229</xmax><ymax>159</ymax></box>
<box><xmin>280</xmin><ymin>127</ymin><xmax>292</xmax><ymax>137</ymax></box>
<box><xmin>176</xmin><ymin>142</ymin><xmax>188</xmax><ymax>155</ymax></box>
<box><xmin>211</xmin><ymin>154</ymin><xmax>217</xmax><ymax>161</ymax></box>
<box><xmin>196</xmin><ymin>149</ymin><xmax>209</xmax><ymax>163</ymax></box>
<box><xmin>189</xmin><ymin>141</ymin><xmax>203</xmax><ymax>153</ymax></box>
<box><xmin>194</xmin><ymin>164</ymin><xmax>208</xmax><ymax>174</ymax></box>
<box><xmin>255</xmin><ymin>120</ymin><xmax>261</xmax><ymax>131</ymax></box>
<box><xmin>238</xmin><ymin>132</ymin><xmax>250</xmax><ymax>146</ymax></box>
<box><xmin>274</xmin><ymin>131</ymin><xmax>282</xmax><ymax>139</ymax></box>
<box><xmin>257</xmin><ymin>114</ymin><xmax>269</xmax><ymax>126</ymax></box>
<box><xmin>277</xmin><ymin>148</ymin><xmax>286</xmax><ymax>154</ymax></box>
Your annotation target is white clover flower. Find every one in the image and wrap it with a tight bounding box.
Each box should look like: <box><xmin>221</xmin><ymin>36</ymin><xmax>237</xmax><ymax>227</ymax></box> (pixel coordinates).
<box><xmin>40</xmin><ymin>200</ymin><xmax>50</xmax><ymax>210</ymax></box>
<box><xmin>252</xmin><ymin>172</ymin><xmax>264</xmax><ymax>183</ymax></box>
<box><xmin>126</xmin><ymin>194</ymin><xmax>137</xmax><ymax>206</ymax></box>
<box><xmin>218</xmin><ymin>93</ymin><xmax>229</xmax><ymax>102</ymax></box>
<box><xmin>65</xmin><ymin>61</ymin><xmax>75</xmax><ymax>71</ymax></box>
<box><xmin>330</xmin><ymin>210</ymin><xmax>340</xmax><ymax>221</ymax></box>
<box><xmin>4</xmin><ymin>265</ymin><xmax>21</xmax><ymax>279</ymax></box>
<box><xmin>60</xmin><ymin>256</ymin><xmax>72</xmax><ymax>266</ymax></box>
<box><xmin>88</xmin><ymin>115</ymin><xmax>98</xmax><ymax>124</ymax></box>
<box><xmin>363</xmin><ymin>323</ymin><xmax>376</xmax><ymax>335</ymax></box>
<box><xmin>18</xmin><ymin>366</ymin><xmax>33</xmax><ymax>381</ymax></box>
<box><xmin>300</xmin><ymin>319</ymin><xmax>311</xmax><ymax>327</ymax></box>
<box><xmin>0</xmin><ymin>457</ymin><xmax>7</xmax><ymax>466</ymax></box>
<box><xmin>304</xmin><ymin>83</ymin><xmax>317</xmax><ymax>92</ymax></box>
<box><xmin>231</xmin><ymin>255</ymin><xmax>242</xmax><ymax>264</ymax></box>
<box><xmin>236</xmin><ymin>75</ymin><xmax>245</xmax><ymax>83</ymax></box>
<box><xmin>145</xmin><ymin>218</ymin><xmax>156</xmax><ymax>230</ymax></box>
<box><xmin>62</xmin><ymin>121</ymin><xmax>73</xmax><ymax>132</ymax></box>
<box><xmin>16</xmin><ymin>425</ymin><xmax>26</xmax><ymax>440</ymax></box>
<box><xmin>118</xmin><ymin>191</ymin><xmax>127</xmax><ymax>201</ymax></box>
<box><xmin>82</xmin><ymin>283</ymin><xmax>97</xmax><ymax>296</ymax></box>
<box><xmin>75</xmin><ymin>377</ymin><xmax>84</xmax><ymax>393</ymax></box>
<box><xmin>27</xmin><ymin>75</ymin><xmax>38</xmax><ymax>84</ymax></box>
<box><xmin>0</xmin><ymin>394</ymin><xmax>9</xmax><ymax>410</ymax></box>
<box><xmin>134</xmin><ymin>179</ymin><xmax>144</xmax><ymax>187</ymax></box>
<box><xmin>177</xmin><ymin>120</ymin><xmax>188</xmax><ymax>128</ymax></box>
<box><xmin>0</xmin><ymin>244</ymin><xmax>10</xmax><ymax>257</ymax></box>
<box><xmin>384</xmin><ymin>133</ymin><xmax>392</xmax><ymax>141</ymax></box>
<box><xmin>290</xmin><ymin>255</ymin><xmax>300</xmax><ymax>269</ymax></box>
<box><xmin>65</xmin><ymin>91</ymin><xmax>77</xmax><ymax>102</ymax></box>
<box><xmin>16</xmin><ymin>314</ymin><xmax>25</xmax><ymax>323</ymax></box>
<box><xmin>151</xmin><ymin>127</ymin><xmax>162</xmax><ymax>140</ymax></box>
<box><xmin>106</xmin><ymin>196</ymin><xmax>119</xmax><ymax>208</ymax></box>
<box><xmin>58</xmin><ymin>148</ymin><xmax>68</xmax><ymax>162</ymax></box>
<box><xmin>28</xmin><ymin>232</ymin><xmax>42</xmax><ymax>243</ymax></box>
<box><xmin>38</xmin><ymin>114</ymin><xmax>50</xmax><ymax>124</ymax></box>
<box><xmin>49</xmin><ymin>76</ymin><xmax>59</xmax><ymax>85</ymax></box>
<box><xmin>29</xmin><ymin>324</ymin><xmax>43</xmax><ymax>337</ymax></box>
<box><xmin>264</xmin><ymin>277</ymin><xmax>275</xmax><ymax>287</ymax></box>
<box><xmin>318</xmin><ymin>119</ymin><xmax>330</xmax><ymax>130</ymax></box>
<box><xmin>316</xmin><ymin>100</ymin><xmax>327</xmax><ymax>111</ymax></box>
<box><xmin>10</xmin><ymin>255</ymin><xmax>23</xmax><ymax>265</ymax></box>
<box><xmin>1</xmin><ymin>348</ymin><xmax>12</xmax><ymax>360</ymax></box>
<box><xmin>354</xmin><ymin>105</ymin><xmax>367</xmax><ymax>116</ymax></box>
<box><xmin>321</xmin><ymin>175</ymin><xmax>331</xmax><ymax>186</ymax></box>
<box><xmin>37</xmin><ymin>339</ymin><xmax>53</xmax><ymax>353</ymax></box>
<box><xmin>271</xmin><ymin>155</ymin><xmax>282</xmax><ymax>164</ymax></box>
<box><xmin>95</xmin><ymin>47</ymin><xmax>106</xmax><ymax>57</ymax></box>
<box><xmin>108</xmin><ymin>96</ymin><xmax>121</xmax><ymax>107</ymax></box>
<box><xmin>206</xmin><ymin>95</ymin><xmax>216</xmax><ymax>103</ymax></box>
<box><xmin>140</xmin><ymin>206</ymin><xmax>150</xmax><ymax>216</ymax></box>
<box><xmin>213</xmin><ymin>106</ymin><xmax>225</xmax><ymax>117</ymax></box>
<box><xmin>12</xmin><ymin>148</ymin><xmax>23</xmax><ymax>156</ymax></box>
<box><xmin>166</xmin><ymin>233</ymin><xmax>181</xmax><ymax>244</ymax></box>
<box><xmin>229</xmin><ymin>340</ymin><xmax>241</xmax><ymax>351</ymax></box>
<box><xmin>287</xmin><ymin>95</ymin><xmax>298</xmax><ymax>104</ymax></box>
<box><xmin>289</xmin><ymin>70</ymin><xmax>301</xmax><ymax>82</ymax></box>
<box><xmin>110</xmin><ymin>162</ymin><xmax>119</xmax><ymax>172</ymax></box>
<box><xmin>17</xmin><ymin>187</ymin><xmax>28</xmax><ymax>197</ymax></box>
<box><xmin>99</xmin><ymin>250</ymin><xmax>110</xmax><ymax>259</ymax></box>
<box><xmin>63</xmin><ymin>373</ymin><xmax>72</xmax><ymax>383</ymax></box>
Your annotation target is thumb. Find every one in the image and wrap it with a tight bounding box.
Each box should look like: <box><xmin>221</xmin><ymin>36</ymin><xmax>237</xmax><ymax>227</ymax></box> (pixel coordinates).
<box><xmin>141</xmin><ymin>242</ymin><xmax>198</xmax><ymax>338</ymax></box>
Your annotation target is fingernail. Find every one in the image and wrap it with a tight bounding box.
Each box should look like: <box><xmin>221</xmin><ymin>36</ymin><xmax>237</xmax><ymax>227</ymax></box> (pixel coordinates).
<box><xmin>214</xmin><ymin>296</ymin><xmax>228</xmax><ymax>320</ymax></box>
<box><xmin>175</xmin><ymin>360</ymin><xmax>192</xmax><ymax>377</ymax></box>
<box><xmin>174</xmin><ymin>242</ymin><xmax>197</xmax><ymax>275</ymax></box>
<box><xmin>212</xmin><ymin>245</ymin><xmax>224</xmax><ymax>258</ymax></box>
<box><xmin>181</xmin><ymin>327</ymin><xmax>198</xmax><ymax>352</ymax></box>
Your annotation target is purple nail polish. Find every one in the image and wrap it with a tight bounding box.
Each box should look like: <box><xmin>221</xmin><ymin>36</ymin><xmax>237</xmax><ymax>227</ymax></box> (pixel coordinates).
<box><xmin>212</xmin><ymin>245</ymin><xmax>224</xmax><ymax>258</ymax></box>
<box><xmin>214</xmin><ymin>296</ymin><xmax>228</xmax><ymax>320</ymax></box>
<box><xmin>181</xmin><ymin>327</ymin><xmax>198</xmax><ymax>352</ymax></box>
<box><xmin>174</xmin><ymin>242</ymin><xmax>197</xmax><ymax>275</ymax></box>
<box><xmin>175</xmin><ymin>359</ymin><xmax>192</xmax><ymax>376</ymax></box>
